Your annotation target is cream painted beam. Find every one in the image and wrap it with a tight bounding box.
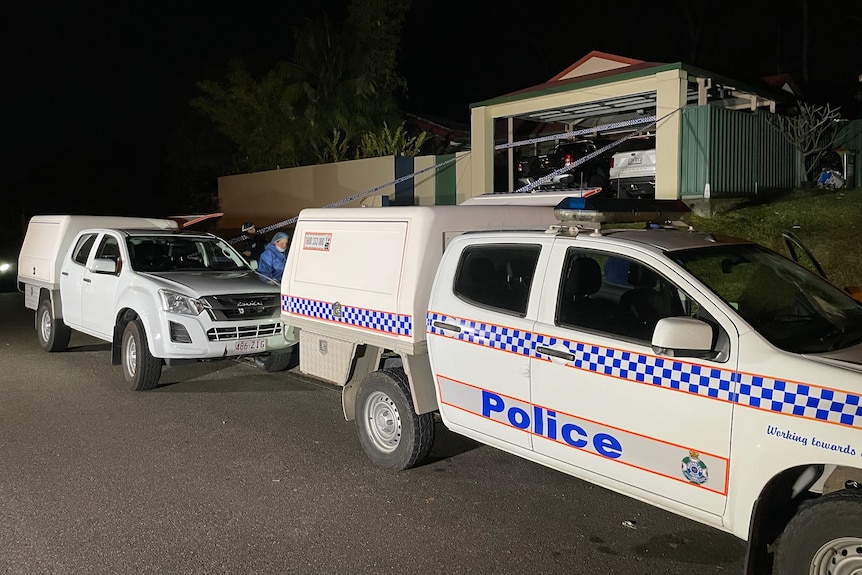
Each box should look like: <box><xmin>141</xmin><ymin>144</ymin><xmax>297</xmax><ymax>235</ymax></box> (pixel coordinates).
<box><xmin>508</xmin><ymin>117</ymin><xmax>515</xmax><ymax>192</ymax></box>
<box><xmin>655</xmin><ymin>69</ymin><xmax>688</xmax><ymax>199</ymax></box>
<box><xmin>484</xmin><ymin>76</ymin><xmax>659</xmax><ymax>120</ymax></box>
<box><xmin>470</xmin><ymin>106</ymin><xmax>494</xmax><ymax>198</ymax></box>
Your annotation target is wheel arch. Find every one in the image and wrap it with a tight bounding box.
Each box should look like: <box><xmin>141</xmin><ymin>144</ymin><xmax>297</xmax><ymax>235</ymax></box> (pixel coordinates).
<box><xmin>744</xmin><ymin>463</ymin><xmax>862</xmax><ymax>574</ymax></box>
<box><xmin>111</xmin><ymin>308</ymin><xmax>139</xmax><ymax>365</ymax></box>
<box><xmin>37</xmin><ymin>288</ymin><xmax>62</xmax><ymax>320</ymax></box>
<box><xmin>341</xmin><ymin>346</ymin><xmax>438</xmax><ymax>421</ymax></box>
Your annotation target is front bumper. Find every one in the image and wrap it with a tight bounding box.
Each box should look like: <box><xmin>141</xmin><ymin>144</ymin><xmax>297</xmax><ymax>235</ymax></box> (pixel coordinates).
<box><xmin>146</xmin><ymin>311</ymin><xmax>292</xmax><ymax>360</ymax></box>
<box><xmin>609</xmin><ymin>177</ymin><xmax>655</xmax><ymax>199</ymax></box>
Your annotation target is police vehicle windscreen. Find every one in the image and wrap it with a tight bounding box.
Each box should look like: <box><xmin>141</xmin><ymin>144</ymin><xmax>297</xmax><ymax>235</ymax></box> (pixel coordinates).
<box><xmin>127</xmin><ymin>236</ymin><xmax>248</xmax><ymax>273</ymax></box>
<box><xmin>673</xmin><ymin>244</ymin><xmax>862</xmax><ymax>354</ymax></box>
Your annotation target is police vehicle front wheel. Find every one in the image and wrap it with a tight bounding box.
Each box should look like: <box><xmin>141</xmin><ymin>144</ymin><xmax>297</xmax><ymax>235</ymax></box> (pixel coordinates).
<box><xmin>774</xmin><ymin>489</ymin><xmax>862</xmax><ymax>574</ymax></box>
<box><xmin>121</xmin><ymin>320</ymin><xmax>162</xmax><ymax>391</ymax></box>
<box><xmin>37</xmin><ymin>299</ymin><xmax>71</xmax><ymax>352</ymax></box>
<box><xmin>356</xmin><ymin>369</ymin><xmax>434</xmax><ymax>470</ymax></box>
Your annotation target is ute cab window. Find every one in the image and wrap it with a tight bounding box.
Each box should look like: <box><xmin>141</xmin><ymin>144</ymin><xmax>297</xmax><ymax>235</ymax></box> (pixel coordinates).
<box><xmin>556</xmin><ymin>248</ymin><xmax>691</xmax><ymax>341</ymax></box>
<box><xmin>126</xmin><ymin>236</ymin><xmax>248</xmax><ymax>273</ymax></box>
<box><xmin>453</xmin><ymin>244</ymin><xmax>541</xmax><ymax>316</ymax></box>
<box><xmin>92</xmin><ymin>235</ymin><xmax>122</xmax><ymax>275</ymax></box>
<box><xmin>71</xmin><ymin>233</ymin><xmax>98</xmax><ymax>266</ymax></box>
<box><xmin>674</xmin><ymin>243</ymin><xmax>862</xmax><ymax>354</ymax></box>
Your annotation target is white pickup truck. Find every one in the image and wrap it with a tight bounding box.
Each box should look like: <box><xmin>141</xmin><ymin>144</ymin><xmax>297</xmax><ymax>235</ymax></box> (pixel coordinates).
<box><xmin>608</xmin><ymin>134</ymin><xmax>656</xmax><ymax>199</ymax></box>
<box><xmin>280</xmin><ymin>198</ymin><xmax>862</xmax><ymax>574</ymax></box>
<box><xmin>18</xmin><ymin>215</ymin><xmax>294</xmax><ymax>390</ymax></box>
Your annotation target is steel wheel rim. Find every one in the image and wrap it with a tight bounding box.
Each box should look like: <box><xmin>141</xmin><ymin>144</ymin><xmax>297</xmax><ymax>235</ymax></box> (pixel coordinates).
<box><xmin>811</xmin><ymin>536</ymin><xmax>862</xmax><ymax>575</ymax></box>
<box><xmin>364</xmin><ymin>390</ymin><xmax>401</xmax><ymax>453</ymax></box>
<box><xmin>125</xmin><ymin>334</ymin><xmax>137</xmax><ymax>377</ymax></box>
<box><xmin>39</xmin><ymin>309</ymin><xmax>52</xmax><ymax>343</ymax></box>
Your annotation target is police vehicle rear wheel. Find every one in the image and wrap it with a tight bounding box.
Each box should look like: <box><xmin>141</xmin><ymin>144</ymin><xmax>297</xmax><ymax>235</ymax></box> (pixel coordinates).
<box><xmin>121</xmin><ymin>320</ymin><xmax>162</xmax><ymax>391</ymax></box>
<box><xmin>774</xmin><ymin>490</ymin><xmax>862</xmax><ymax>574</ymax></box>
<box><xmin>37</xmin><ymin>299</ymin><xmax>71</xmax><ymax>352</ymax></box>
<box><xmin>356</xmin><ymin>369</ymin><xmax>434</xmax><ymax>470</ymax></box>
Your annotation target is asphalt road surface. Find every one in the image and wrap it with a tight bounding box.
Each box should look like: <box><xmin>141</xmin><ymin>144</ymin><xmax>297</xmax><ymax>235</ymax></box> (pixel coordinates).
<box><xmin>0</xmin><ymin>292</ymin><xmax>746</xmax><ymax>574</ymax></box>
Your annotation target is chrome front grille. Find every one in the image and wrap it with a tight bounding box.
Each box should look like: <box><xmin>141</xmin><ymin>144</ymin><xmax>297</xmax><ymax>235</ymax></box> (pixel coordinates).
<box><xmin>200</xmin><ymin>293</ymin><xmax>280</xmax><ymax>321</ymax></box>
<box><xmin>206</xmin><ymin>322</ymin><xmax>282</xmax><ymax>342</ymax></box>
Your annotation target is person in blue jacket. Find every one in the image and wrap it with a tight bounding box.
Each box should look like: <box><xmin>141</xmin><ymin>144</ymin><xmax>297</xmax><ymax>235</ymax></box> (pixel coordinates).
<box><xmin>257</xmin><ymin>232</ymin><xmax>289</xmax><ymax>284</ymax></box>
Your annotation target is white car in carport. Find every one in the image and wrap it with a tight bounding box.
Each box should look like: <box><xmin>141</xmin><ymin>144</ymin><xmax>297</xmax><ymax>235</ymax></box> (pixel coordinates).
<box><xmin>608</xmin><ymin>135</ymin><xmax>655</xmax><ymax>198</ymax></box>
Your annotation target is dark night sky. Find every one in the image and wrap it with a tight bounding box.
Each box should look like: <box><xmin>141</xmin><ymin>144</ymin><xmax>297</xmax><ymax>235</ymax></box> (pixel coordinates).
<box><xmin>2</xmin><ymin>0</ymin><xmax>861</xmax><ymax>229</ymax></box>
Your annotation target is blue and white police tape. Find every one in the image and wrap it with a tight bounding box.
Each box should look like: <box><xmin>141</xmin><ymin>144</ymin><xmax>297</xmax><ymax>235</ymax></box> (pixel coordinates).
<box><xmin>512</xmin><ymin>108</ymin><xmax>681</xmax><ymax>194</ymax></box>
<box><xmin>228</xmin><ymin>154</ymin><xmax>462</xmax><ymax>244</ymax></box>
<box><xmin>494</xmin><ymin>115</ymin><xmax>657</xmax><ymax>151</ymax></box>
<box><xmin>230</xmin><ymin>107</ymin><xmax>681</xmax><ymax>242</ymax></box>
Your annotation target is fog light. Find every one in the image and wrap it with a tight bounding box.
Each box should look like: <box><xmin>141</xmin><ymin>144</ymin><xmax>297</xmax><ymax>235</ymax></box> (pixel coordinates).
<box><xmin>169</xmin><ymin>321</ymin><xmax>192</xmax><ymax>343</ymax></box>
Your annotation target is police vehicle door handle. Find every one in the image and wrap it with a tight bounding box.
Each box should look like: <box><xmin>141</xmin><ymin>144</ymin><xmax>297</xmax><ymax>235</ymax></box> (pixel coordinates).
<box><xmin>537</xmin><ymin>346</ymin><xmax>575</xmax><ymax>362</ymax></box>
<box><xmin>433</xmin><ymin>321</ymin><xmax>461</xmax><ymax>333</ymax></box>
<box><xmin>83</xmin><ymin>277</ymin><xmax>91</xmax><ymax>283</ymax></box>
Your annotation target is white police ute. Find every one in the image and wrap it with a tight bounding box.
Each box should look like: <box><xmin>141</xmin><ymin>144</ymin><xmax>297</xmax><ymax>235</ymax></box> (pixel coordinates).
<box><xmin>282</xmin><ymin>197</ymin><xmax>862</xmax><ymax>574</ymax></box>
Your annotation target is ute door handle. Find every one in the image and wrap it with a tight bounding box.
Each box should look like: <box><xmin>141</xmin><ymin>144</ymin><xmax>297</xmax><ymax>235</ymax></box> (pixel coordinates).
<box><xmin>83</xmin><ymin>278</ymin><xmax>91</xmax><ymax>283</ymax></box>
<box><xmin>61</xmin><ymin>271</ymin><xmax>69</xmax><ymax>276</ymax></box>
<box><xmin>537</xmin><ymin>346</ymin><xmax>575</xmax><ymax>362</ymax></box>
<box><xmin>433</xmin><ymin>321</ymin><xmax>461</xmax><ymax>333</ymax></box>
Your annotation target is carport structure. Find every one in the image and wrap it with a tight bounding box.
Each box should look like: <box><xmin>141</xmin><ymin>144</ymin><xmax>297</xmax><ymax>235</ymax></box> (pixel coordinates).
<box><xmin>469</xmin><ymin>51</ymin><xmax>783</xmax><ymax>199</ymax></box>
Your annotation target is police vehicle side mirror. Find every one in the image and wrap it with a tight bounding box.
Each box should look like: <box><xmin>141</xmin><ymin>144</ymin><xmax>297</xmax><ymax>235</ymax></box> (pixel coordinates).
<box><xmin>651</xmin><ymin>317</ymin><xmax>715</xmax><ymax>359</ymax></box>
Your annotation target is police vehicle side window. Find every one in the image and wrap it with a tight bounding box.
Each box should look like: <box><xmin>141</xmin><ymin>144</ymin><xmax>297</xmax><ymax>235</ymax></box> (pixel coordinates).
<box><xmin>71</xmin><ymin>234</ymin><xmax>98</xmax><ymax>266</ymax></box>
<box><xmin>556</xmin><ymin>249</ymin><xmax>690</xmax><ymax>342</ymax></box>
<box><xmin>453</xmin><ymin>244</ymin><xmax>541</xmax><ymax>316</ymax></box>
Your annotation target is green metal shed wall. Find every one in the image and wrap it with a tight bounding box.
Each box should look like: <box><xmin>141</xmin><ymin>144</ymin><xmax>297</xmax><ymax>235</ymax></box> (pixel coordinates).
<box><xmin>680</xmin><ymin>105</ymin><xmax>798</xmax><ymax>198</ymax></box>
<box><xmin>836</xmin><ymin>119</ymin><xmax>861</xmax><ymax>188</ymax></box>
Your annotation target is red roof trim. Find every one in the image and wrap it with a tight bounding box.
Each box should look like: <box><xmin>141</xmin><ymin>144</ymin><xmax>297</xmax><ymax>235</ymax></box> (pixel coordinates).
<box><xmin>503</xmin><ymin>61</ymin><xmax>666</xmax><ymax>100</ymax></box>
<box><xmin>549</xmin><ymin>51</ymin><xmax>648</xmax><ymax>82</ymax></box>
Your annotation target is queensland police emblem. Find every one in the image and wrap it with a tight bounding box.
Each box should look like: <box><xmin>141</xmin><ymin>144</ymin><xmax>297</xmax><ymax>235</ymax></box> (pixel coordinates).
<box><xmin>332</xmin><ymin>302</ymin><xmax>343</xmax><ymax>318</ymax></box>
<box><xmin>681</xmin><ymin>450</ymin><xmax>709</xmax><ymax>485</ymax></box>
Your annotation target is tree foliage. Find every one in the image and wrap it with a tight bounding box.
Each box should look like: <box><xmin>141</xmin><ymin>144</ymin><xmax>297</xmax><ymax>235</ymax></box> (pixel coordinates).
<box><xmin>356</xmin><ymin>122</ymin><xmax>430</xmax><ymax>158</ymax></box>
<box><xmin>768</xmin><ymin>102</ymin><xmax>845</xmax><ymax>182</ymax></box>
<box><xmin>191</xmin><ymin>0</ymin><xmax>415</xmax><ymax>172</ymax></box>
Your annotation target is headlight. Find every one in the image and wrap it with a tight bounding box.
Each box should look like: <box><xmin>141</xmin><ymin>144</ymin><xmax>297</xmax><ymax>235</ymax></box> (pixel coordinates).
<box><xmin>159</xmin><ymin>289</ymin><xmax>205</xmax><ymax>316</ymax></box>
<box><xmin>0</xmin><ymin>262</ymin><xmax>11</xmax><ymax>273</ymax></box>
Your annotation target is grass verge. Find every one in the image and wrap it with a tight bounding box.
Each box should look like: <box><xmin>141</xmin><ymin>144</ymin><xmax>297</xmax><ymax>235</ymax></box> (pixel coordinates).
<box><xmin>688</xmin><ymin>189</ymin><xmax>862</xmax><ymax>290</ymax></box>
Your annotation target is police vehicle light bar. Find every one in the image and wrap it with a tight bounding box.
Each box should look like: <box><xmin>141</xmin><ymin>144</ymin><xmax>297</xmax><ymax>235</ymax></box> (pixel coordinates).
<box><xmin>553</xmin><ymin>197</ymin><xmax>691</xmax><ymax>226</ymax></box>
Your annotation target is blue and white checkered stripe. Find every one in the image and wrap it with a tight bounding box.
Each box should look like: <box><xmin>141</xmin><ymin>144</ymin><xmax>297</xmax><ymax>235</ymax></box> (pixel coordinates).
<box><xmin>736</xmin><ymin>373</ymin><xmax>862</xmax><ymax>426</ymax></box>
<box><xmin>427</xmin><ymin>312</ymin><xmax>862</xmax><ymax>428</ymax></box>
<box><xmin>285</xmin><ymin>295</ymin><xmax>412</xmax><ymax>337</ymax></box>
<box><xmin>427</xmin><ymin>313</ymin><xmax>539</xmax><ymax>358</ymax></box>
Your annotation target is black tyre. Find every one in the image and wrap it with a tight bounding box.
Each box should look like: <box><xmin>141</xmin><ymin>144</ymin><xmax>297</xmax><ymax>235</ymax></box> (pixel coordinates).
<box><xmin>356</xmin><ymin>369</ymin><xmax>435</xmax><ymax>470</ymax></box>
<box><xmin>253</xmin><ymin>349</ymin><xmax>293</xmax><ymax>372</ymax></box>
<box><xmin>774</xmin><ymin>490</ymin><xmax>862</xmax><ymax>574</ymax></box>
<box><xmin>121</xmin><ymin>320</ymin><xmax>162</xmax><ymax>391</ymax></box>
<box><xmin>36</xmin><ymin>299</ymin><xmax>71</xmax><ymax>352</ymax></box>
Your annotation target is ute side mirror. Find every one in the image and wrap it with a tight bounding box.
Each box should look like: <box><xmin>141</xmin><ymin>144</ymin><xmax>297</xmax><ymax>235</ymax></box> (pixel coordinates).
<box><xmin>651</xmin><ymin>317</ymin><xmax>716</xmax><ymax>359</ymax></box>
<box><xmin>90</xmin><ymin>258</ymin><xmax>120</xmax><ymax>275</ymax></box>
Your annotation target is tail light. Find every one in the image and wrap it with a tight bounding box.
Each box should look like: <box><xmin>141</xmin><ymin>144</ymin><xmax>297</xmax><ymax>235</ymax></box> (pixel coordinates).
<box><xmin>609</xmin><ymin>157</ymin><xmax>616</xmax><ymax>169</ymax></box>
<box><xmin>564</xmin><ymin>153</ymin><xmax>573</xmax><ymax>166</ymax></box>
